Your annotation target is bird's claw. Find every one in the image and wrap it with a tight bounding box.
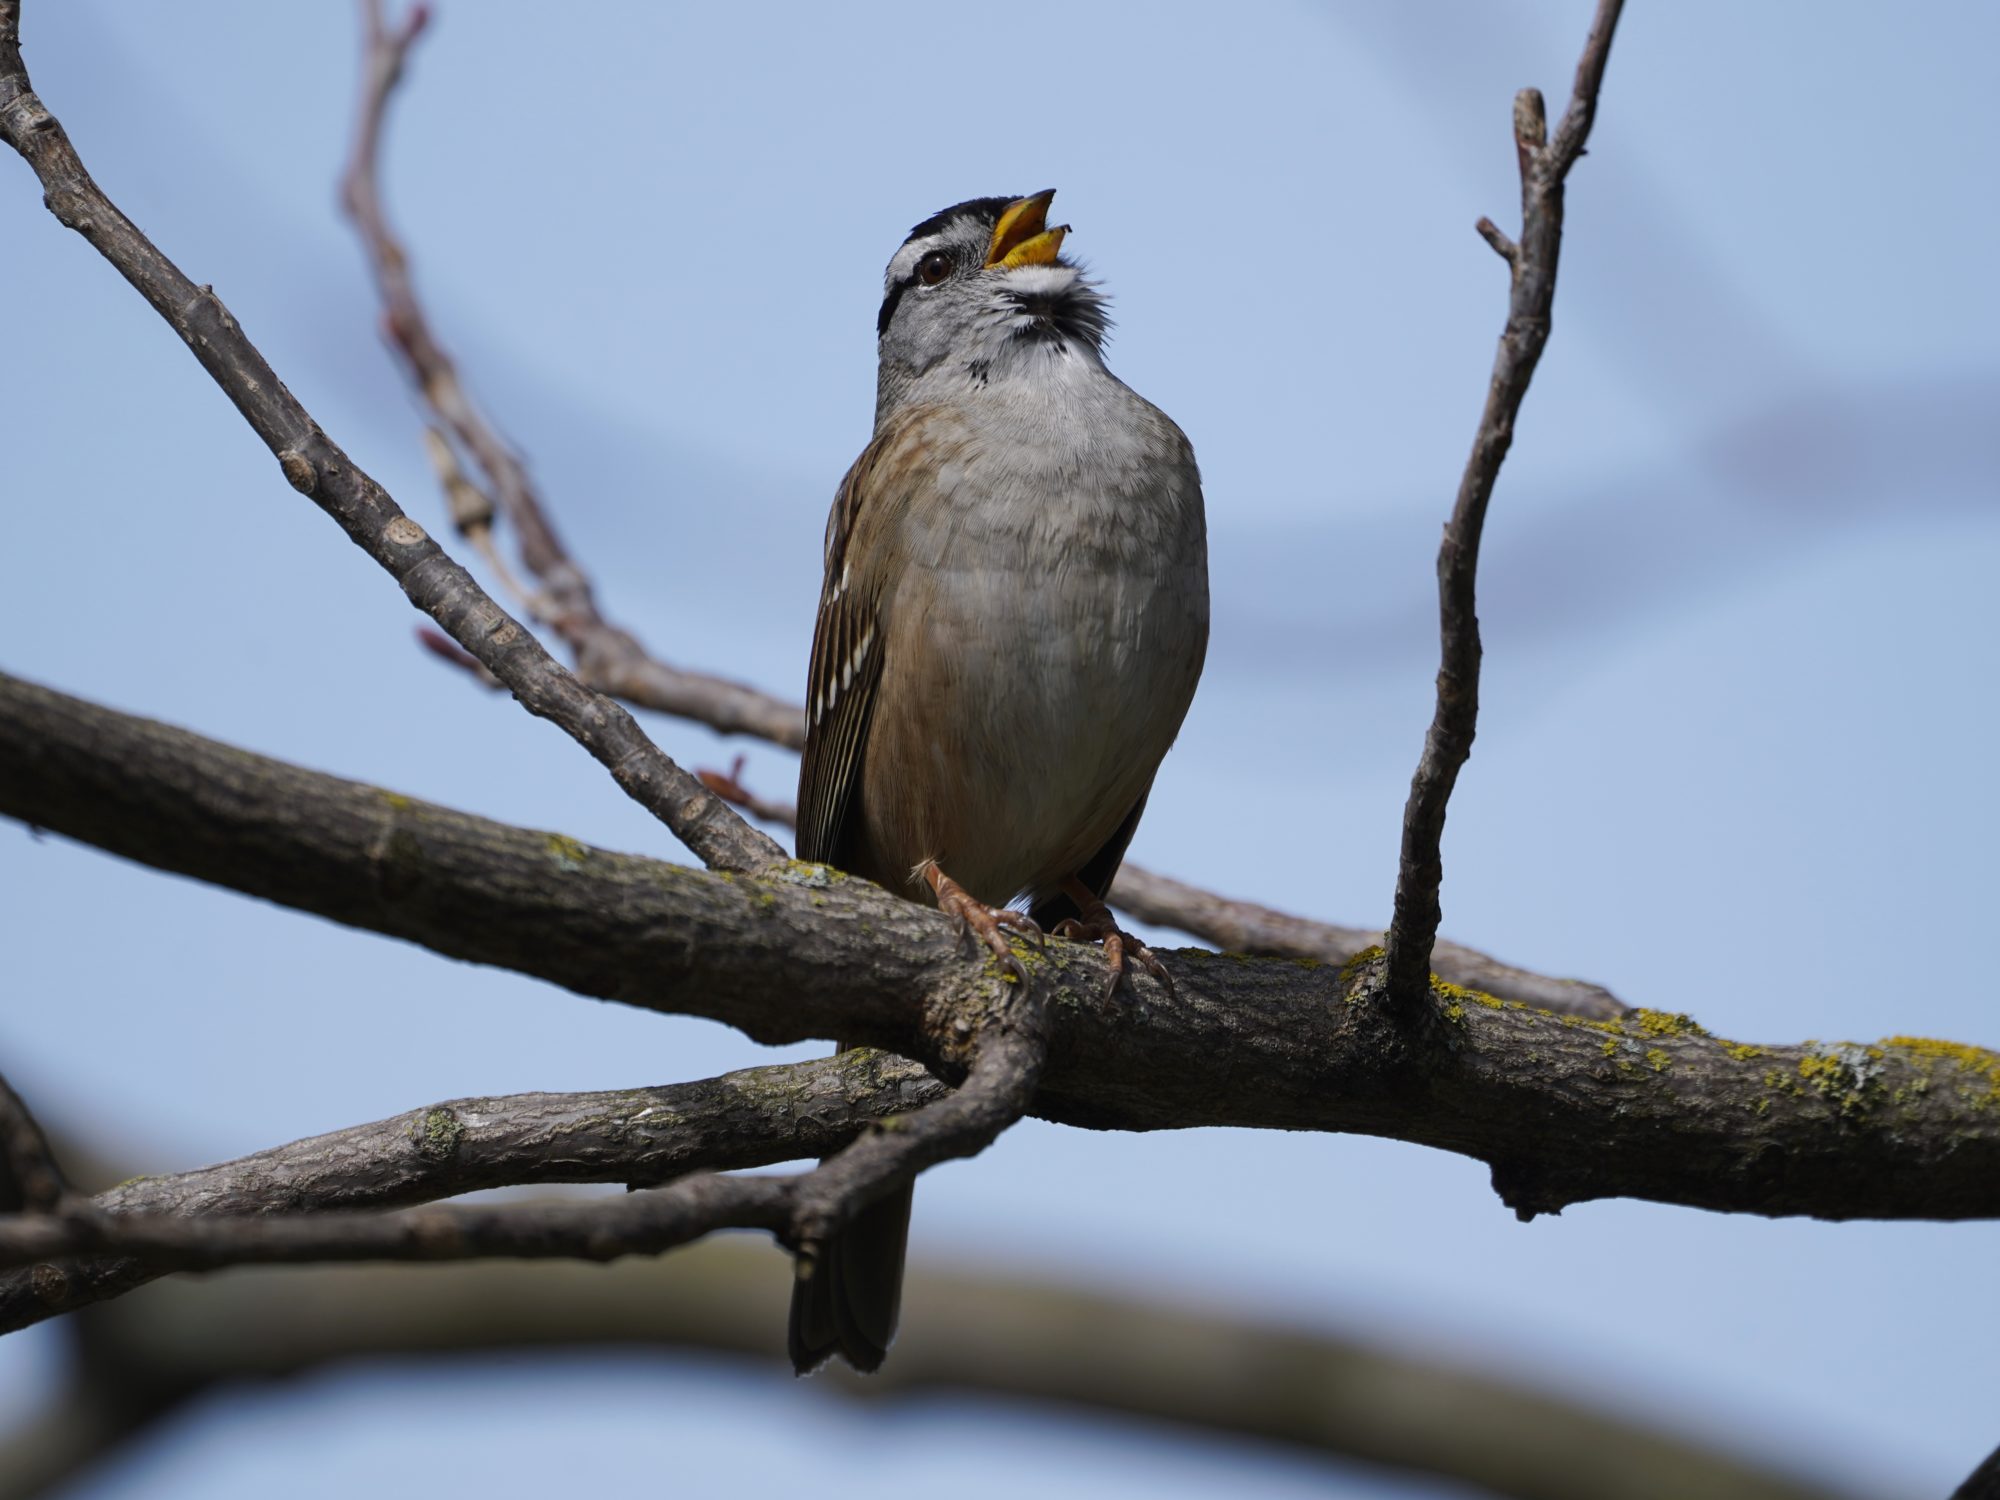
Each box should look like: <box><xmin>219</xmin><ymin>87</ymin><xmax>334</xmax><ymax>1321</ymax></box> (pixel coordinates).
<box><xmin>1054</xmin><ymin>890</ymin><xmax>1175</xmax><ymax>1001</ymax></box>
<box><xmin>923</xmin><ymin>863</ymin><xmax>1042</xmax><ymax>985</ymax></box>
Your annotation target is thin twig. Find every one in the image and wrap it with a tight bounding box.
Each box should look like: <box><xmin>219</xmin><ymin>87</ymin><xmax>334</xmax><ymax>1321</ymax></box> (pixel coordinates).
<box><xmin>1107</xmin><ymin>864</ymin><xmax>1626</xmax><ymax>1018</ymax></box>
<box><xmin>419</xmin><ymin>424</ymin><xmax>536</xmax><ymax>612</ymax></box>
<box><xmin>1384</xmin><ymin>0</ymin><xmax>1626</xmax><ymax>1009</ymax></box>
<box><xmin>0</xmin><ymin>1170</ymin><xmax>793</xmax><ymax>1271</ymax></box>
<box><xmin>339</xmin><ymin>0</ymin><xmax>804</xmax><ymax>748</ymax></box>
<box><xmin>0</xmin><ymin>0</ymin><xmax>782</xmax><ymax>875</ymax></box>
<box><xmin>1475</xmin><ymin>216</ymin><xmax>1519</xmax><ymax>264</ymax></box>
<box><xmin>697</xmin><ymin>755</ymin><xmax>802</xmax><ymax>828</ymax></box>
<box><xmin>413</xmin><ymin>625</ymin><xmax>501</xmax><ymax>688</ymax></box>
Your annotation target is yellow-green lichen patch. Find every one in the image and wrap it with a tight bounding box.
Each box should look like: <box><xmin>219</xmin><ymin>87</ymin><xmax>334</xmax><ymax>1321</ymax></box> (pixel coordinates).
<box><xmin>417</xmin><ymin>1105</ymin><xmax>464</xmax><ymax>1161</ymax></box>
<box><xmin>1763</xmin><ymin>1066</ymin><xmax>1803</xmax><ymax>1099</ymax></box>
<box><xmin>1338</xmin><ymin>945</ymin><xmax>1385</xmax><ymax>989</ymax></box>
<box><xmin>1795</xmin><ymin>1042</ymin><xmax>1887</xmax><ymax>1118</ymax></box>
<box><xmin>1424</xmin><ymin>977</ymin><xmax>1500</xmax><ymax>1029</ymax></box>
<box><xmin>1632</xmin><ymin>1008</ymin><xmax>1710</xmax><ymax>1039</ymax></box>
<box><xmin>1879</xmin><ymin>1035</ymin><xmax>2000</xmax><ymax>1109</ymax></box>
<box><xmin>1881</xmin><ymin>1036</ymin><xmax>2000</xmax><ymax>1071</ymax></box>
<box><xmin>1049</xmin><ymin>982</ymin><xmax>1086</xmax><ymax>1012</ymax></box>
<box><xmin>543</xmin><ymin>833</ymin><xmax>590</xmax><ymax>871</ymax></box>
<box><xmin>1721</xmin><ymin>1041</ymin><xmax>1767</xmax><ymax>1062</ymax></box>
<box><xmin>378</xmin><ymin>790</ymin><xmax>415</xmax><ymax>812</ymax></box>
<box><xmin>1594</xmin><ymin>1033</ymin><xmax>1656</xmax><ymax>1076</ymax></box>
<box><xmin>773</xmin><ymin>859</ymin><xmax>845</xmax><ymax>888</ymax></box>
<box><xmin>1431</xmin><ymin>976</ymin><xmax>1503</xmax><ymax>1014</ymax></box>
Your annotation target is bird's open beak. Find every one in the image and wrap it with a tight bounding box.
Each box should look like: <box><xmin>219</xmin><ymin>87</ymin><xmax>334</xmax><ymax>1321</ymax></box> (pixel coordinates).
<box><xmin>984</xmin><ymin>189</ymin><xmax>1068</xmax><ymax>269</ymax></box>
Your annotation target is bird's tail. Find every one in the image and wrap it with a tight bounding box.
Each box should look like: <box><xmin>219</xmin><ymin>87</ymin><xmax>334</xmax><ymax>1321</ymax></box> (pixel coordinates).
<box><xmin>787</xmin><ymin>1039</ymin><xmax>911</xmax><ymax>1375</ymax></box>
<box><xmin>787</xmin><ymin>1173</ymin><xmax>911</xmax><ymax>1375</ymax></box>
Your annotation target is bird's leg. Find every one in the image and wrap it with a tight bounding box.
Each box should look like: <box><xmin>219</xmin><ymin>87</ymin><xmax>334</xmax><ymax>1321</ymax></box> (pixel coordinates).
<box><xmin>918</xmin><ymin>860</ymin><xmax>1042</xmax><ymax>985</ymax></box>
<box><xmin>1053</xmin><ymin>877</ymin><xmax>1175</xmax><ymax>1000</ymax></box>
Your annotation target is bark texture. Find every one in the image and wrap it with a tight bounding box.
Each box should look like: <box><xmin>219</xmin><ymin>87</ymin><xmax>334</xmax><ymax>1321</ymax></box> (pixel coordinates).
<box><xmin>5</xmin><ymin>668</ymin><xmax>1996</xmax><ymax>1292</ymax></box>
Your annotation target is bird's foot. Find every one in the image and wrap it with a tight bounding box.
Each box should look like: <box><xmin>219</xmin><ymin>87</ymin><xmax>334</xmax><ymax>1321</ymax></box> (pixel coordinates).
<box><xmin>920</xmin><ymin>861</ymin><xmax>1042</xmax><ymax>985</ymax></box>
<box><xmin>1053</xmin><ymin>878</ymin><xmax>1175</xmax><ymax>1000</ymax></box>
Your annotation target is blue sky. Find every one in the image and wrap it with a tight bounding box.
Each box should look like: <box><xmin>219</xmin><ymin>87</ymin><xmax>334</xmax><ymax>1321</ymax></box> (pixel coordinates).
<box><xmin>2</xmin><ymin>2</ymin><xmax>1996</xmax><ymax>1496</ymax></box>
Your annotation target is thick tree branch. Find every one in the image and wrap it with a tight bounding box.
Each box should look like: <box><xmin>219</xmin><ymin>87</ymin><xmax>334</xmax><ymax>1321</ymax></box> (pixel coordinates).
<box><xmin>697</xmin><ymin>753</ymin><xmax>1628</xmax><ymax>1019</ymax></box>
<box><xmin>2</xmin><ymin>1242</ymin><xmax>1863</xmax><ymax>1500</ymax></box>
<box><xmin>5</xmin><ymin>665</ymin><xmax>1997</xmax><ymax>1336</ymax></box>
<box><xmin>1385</xmin><ymin>0</ymin><xmax>1625</xmax><ymax>1006</ymax></box>
<box><xmin>0</xmin><ymin>0</ymin><xmax>779</xmax><ymax>875</ymax></box>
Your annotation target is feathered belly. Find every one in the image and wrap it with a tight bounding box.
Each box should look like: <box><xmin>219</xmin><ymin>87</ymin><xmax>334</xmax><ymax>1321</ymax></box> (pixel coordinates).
<box><xmin>860</xmin><ymin>537</ymin><xmax>1207</xmax><ymax>906</ymax></box>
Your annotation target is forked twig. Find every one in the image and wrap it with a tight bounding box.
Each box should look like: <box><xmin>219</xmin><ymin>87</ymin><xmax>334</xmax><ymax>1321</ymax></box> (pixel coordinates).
<box><xmin>340</xmin><ymin>0</ymin><xmax>806</xmax><ymax>748</ymax></box>
<box><xmin>0</xmin><ymin>1000</ymin><xmax>1043</xmax><ymax>1281</ymax></box>
<box><xmin>1384</xmin><ymin>0</ymin><xmax>1626</xmax><ymax>1008</ymax></box>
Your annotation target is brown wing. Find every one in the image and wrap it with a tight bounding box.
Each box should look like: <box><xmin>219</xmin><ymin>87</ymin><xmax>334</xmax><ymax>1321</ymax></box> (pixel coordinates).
<box><xmin>795</xmin><ymin>434</ymin><xmax>893</xmax><ymax>867</ymax></box>
<box><xmin>790</xmin><ymin>425</ymin><xmax>923</xmax><ymax>1374</ymax></box>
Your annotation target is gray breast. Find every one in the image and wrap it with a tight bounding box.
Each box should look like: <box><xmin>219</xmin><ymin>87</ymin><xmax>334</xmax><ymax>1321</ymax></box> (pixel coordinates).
<box><xmin>861</xmin><ymin>361</ymin><xmax>1208</xmax><ymax>906</ymax></box>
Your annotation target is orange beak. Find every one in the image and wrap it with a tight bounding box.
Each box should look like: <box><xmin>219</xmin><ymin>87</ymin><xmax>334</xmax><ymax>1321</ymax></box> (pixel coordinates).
<box><xmin>984</xmin><ymin>189</ymin><xmax>1069</xmax><ymax>269</ymax></box>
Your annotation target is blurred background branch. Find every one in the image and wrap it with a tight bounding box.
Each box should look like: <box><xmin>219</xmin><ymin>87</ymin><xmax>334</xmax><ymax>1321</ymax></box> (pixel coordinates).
<box><xmin>0</xmin><ymin>1230</ymin><xmax>1865</xmax><ymax>1500</ymax></box>
<box><xmin>341</xmin><ymin>0</ymin><xmax>816</xmax><ymax>748</ymax></box>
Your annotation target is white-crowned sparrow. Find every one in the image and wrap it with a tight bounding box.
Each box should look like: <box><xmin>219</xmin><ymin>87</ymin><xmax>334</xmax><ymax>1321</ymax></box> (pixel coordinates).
<box><xmin>789</xmin><ymin>191</ymin><xmax>1209</xmax><ymax>1374</ymax></box>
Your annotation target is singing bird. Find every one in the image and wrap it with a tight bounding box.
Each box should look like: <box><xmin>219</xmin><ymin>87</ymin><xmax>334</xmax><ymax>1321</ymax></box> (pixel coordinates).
<box><xmin>789</xmin><ymin>191</ymin><xmax>1209</xmax><ymax>1373</ymax></box>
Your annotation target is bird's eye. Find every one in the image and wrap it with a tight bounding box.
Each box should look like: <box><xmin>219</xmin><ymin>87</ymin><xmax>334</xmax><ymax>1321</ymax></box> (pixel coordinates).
<box><xmin>916</xmin><ymin>250</ymin><xmax>954</xmax><ymax>287</ymax></box>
